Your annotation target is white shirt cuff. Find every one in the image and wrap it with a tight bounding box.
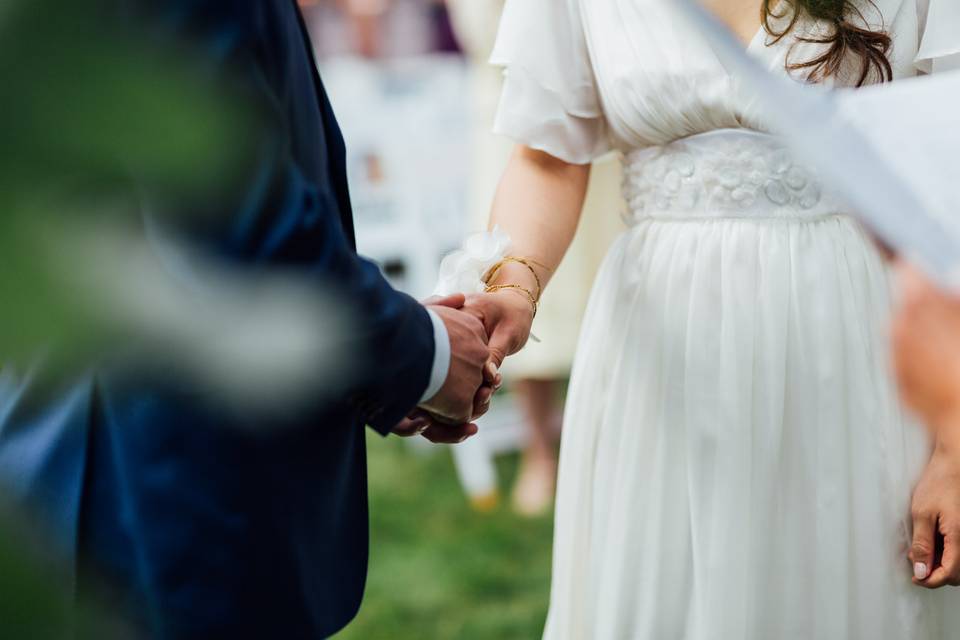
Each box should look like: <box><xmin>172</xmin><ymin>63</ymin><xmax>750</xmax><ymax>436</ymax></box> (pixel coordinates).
<box><xmin>420</xmin><ymin>309</ymin><xmax>451</xmax><ymax>403</ymax></box>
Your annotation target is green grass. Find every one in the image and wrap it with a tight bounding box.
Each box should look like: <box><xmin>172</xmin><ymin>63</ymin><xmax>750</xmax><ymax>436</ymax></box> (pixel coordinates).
<box><xmin>335</xmin><ymin>434</ymin><xmax>554</xmax><ymax>640</ymax></box>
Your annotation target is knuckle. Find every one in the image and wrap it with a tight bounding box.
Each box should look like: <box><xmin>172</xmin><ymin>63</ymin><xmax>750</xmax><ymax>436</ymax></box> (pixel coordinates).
<box><xmin>911</xmin><ymin>541</ymin><xmax>933</xmax><ymax>558</ymax></box>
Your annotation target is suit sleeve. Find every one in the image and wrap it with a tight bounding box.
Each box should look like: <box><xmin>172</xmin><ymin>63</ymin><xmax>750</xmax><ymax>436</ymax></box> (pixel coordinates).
<box><xmin>136</xmin><ymin>1</ymin><xmax>439</xmax><ymax>433</ymax></box>
<box><xmin>317</xmin><ymin>211</ymin><xmax>438</xmax><ymax>434</ymax></box>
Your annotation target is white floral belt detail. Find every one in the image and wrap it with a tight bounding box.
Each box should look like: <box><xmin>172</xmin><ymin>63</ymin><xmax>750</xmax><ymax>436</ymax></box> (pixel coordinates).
<box><xmin>621</xmin><ymin>129</ymin><xmax>847</xmax><ymax>223</ymax></box>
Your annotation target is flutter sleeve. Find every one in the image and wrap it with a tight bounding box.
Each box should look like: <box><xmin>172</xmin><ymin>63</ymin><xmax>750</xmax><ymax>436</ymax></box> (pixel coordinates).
<box><xmin>915</xmin><ymin>0</ymin><xmax>960</xmax><ymax>73</ymax></box>
<box><xmin>489</xmin><ymin>0</ymin><xmax>611</xmax><ymax>164</ymax></box>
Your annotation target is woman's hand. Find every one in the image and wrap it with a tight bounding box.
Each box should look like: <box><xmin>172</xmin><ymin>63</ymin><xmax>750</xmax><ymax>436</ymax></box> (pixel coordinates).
<box><xmin>910</xmin><ymin>442</ymin><xmax>960</xmax><ymax>588</ymax></box>
<box><xmin>462</xmin><ymin>290</ymin><xmax>536</xmax><ymax>367</ymax></box>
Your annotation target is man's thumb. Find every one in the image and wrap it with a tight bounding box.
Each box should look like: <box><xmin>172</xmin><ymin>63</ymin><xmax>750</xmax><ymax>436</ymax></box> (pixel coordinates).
<box><xmin>423</xmin><ymin>292</ymin><xmax>466</xmax><ymax>309</ymax></box>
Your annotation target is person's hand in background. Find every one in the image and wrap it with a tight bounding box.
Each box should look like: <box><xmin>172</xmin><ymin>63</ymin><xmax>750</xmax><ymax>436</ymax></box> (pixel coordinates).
<box><xmin>892</xmin><ymin>262</ymin><xmax>960</xmax><ymax>434</ymax></box>
<box><xmin>909</xmin><ymin>442</ymin><xmax>960</xmax><ymax>588</ymax></box>
<box><xmin>893</xmin><ymin>262</ymin><xmax>960</xmax><ymax>588</ymax></box>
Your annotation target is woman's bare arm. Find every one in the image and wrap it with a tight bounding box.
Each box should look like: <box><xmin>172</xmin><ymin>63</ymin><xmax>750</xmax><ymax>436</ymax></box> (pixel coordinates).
<box><xmin>488</xmin><ymin>145</ymin><xmax>591</xmax><ymax>285</ymax></box>
<box><xmin>462</xmin><ymin>144</ymin><xmax>591</xmax><ymax>368</ymax></box>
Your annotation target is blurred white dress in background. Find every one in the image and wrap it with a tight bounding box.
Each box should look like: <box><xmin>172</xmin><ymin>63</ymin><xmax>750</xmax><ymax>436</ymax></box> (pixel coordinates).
<box><xmin>491</xmin><ymin>0</ymin><xmax>960</xmax><ymax>637</ymax></box>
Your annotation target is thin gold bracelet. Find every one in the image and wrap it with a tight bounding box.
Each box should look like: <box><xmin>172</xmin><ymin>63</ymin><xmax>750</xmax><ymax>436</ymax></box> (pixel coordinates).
<box><xmin>484</xmin><ymin>283</ymin><xmax>539</xmax><ymax>318</ymax></box>
<box><xmin>482</xmin><ymin>256</ymin><xmax>549</xmax><ymax>302</ymax></box>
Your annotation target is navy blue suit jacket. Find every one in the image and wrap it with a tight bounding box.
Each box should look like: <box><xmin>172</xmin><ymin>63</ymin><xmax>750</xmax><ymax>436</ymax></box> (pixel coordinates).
<box><xmin>0</xmin><ymin>2</ymin><xmax>435</xmax><ymax>637</ymax></box>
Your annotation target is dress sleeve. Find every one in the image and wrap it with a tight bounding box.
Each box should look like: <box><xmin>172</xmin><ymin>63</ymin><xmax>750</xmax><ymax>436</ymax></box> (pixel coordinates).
<box><xmin>915</xmin><ymin>0</ymin><xmax>960</xmax><ymax>73</ymax></box>
<box><xmin>489</xmin><ymin>0</ymin><xmax>611</xmax><ymax>164</ymax></box>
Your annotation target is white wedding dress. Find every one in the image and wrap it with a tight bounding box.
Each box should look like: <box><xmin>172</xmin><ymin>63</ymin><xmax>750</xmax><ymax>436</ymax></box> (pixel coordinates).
<box><xmin>490</xmin><ymin>0</ymin><xmax>960</xmax><ymax>638</ymax></box>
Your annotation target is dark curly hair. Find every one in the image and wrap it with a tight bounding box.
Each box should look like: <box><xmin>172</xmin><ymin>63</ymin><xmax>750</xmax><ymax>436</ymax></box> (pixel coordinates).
<box><xmin>762</xmin><ymin>0</ymin><xmax>893</xmax><ymax>86</ymax></box>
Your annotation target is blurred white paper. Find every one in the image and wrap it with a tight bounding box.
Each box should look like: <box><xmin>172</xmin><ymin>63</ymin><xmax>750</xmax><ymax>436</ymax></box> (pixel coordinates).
<box><xmin>677</xmin><ymin>0</ymin><xmax>960</xmax><ymax>290</ymax></box>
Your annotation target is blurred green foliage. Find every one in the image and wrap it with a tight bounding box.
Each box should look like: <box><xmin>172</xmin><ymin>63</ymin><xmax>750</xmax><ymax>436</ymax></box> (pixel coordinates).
<box><xmin>0</xmin><ymin>0</ymin><xmax>251</xmax><ymax>633</ymax></box>
<box><xmin>0</xmin><ymin>500</ymin><xmax>132</xmax><ymax>639</ymax></box>
<box><xmin>0</xmin><ymin>1</ymin><xmax>247</xmax><ymax>199</ymax></box>
<box><xmin>0</xmin><ymin>508</ymin><xmax>74</xmax><ymax>638</ymax></box>
<box><xmin>0</xmin><ymin>0</ymin><xmax>251</xmax><ymax>362</ymax></box>
<box><xmin>336</xmin><ymin>435</ymin><xmax>553</xmax><ymax>640</ymax></box>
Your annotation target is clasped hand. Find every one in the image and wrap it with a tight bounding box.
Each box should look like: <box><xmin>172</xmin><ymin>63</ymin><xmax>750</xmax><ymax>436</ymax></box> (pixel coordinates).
<box><xmin>392</xmin><ymin>291</ymin><xmax>535</xmax><ymax>444</ymax></box>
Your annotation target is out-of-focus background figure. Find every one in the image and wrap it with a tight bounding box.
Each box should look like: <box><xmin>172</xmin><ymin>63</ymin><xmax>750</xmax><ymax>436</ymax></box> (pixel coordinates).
<box><xmin>446</xmin><ymin>0</ymin><xmax>623</xmax><ymax>516</ymax></box>
<box><xmin>301</xmin><ymin>0</ymin><xmax>457</xmax><ymax>58</ymax></box>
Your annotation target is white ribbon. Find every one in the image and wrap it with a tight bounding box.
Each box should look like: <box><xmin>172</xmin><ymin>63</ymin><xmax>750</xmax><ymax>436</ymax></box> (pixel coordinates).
<box><xmin>433</xmin><ymin>226</ymin><xmax>512</xmax><ymax>296</ymax></box>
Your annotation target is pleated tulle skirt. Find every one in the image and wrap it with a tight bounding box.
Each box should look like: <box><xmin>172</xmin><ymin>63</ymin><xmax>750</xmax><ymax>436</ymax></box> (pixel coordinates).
<box><xmin>544</xmin><ymin>214</ymin><xmax>960</xmax><ymax>639</ymax></box>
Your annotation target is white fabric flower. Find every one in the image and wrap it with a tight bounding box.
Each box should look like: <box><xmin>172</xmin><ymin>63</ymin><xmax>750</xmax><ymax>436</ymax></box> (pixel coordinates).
<box><xmin>433</xmin><ymin>226</ymin><xmax>512</xmax><ymax>296</ymax></box>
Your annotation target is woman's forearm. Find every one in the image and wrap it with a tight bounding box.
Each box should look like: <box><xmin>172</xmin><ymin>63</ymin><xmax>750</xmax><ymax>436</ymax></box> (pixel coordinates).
<box><xmin>487</xmin><ymin>145</ymin><xmax>591</xmax><ymax>292</ymax></box>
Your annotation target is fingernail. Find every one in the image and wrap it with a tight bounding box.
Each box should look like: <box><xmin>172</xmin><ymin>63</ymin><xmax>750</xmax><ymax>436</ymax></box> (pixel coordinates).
<box><xmin>914</xmin><ymin>562</ymin><xmax>929</xmax><ymax>580</ymax></box>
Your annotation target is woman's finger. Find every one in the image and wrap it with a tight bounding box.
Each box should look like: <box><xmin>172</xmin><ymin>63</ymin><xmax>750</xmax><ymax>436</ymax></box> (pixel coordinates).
<box><xmin>483</xmin><ymin>360</ymin><xmax>501</xmax><ymax>387</ymax></box>
<box><xmin>472</xmin><ymin>385</ymin><xmax>494</xmax><ymax>419</ymax></box>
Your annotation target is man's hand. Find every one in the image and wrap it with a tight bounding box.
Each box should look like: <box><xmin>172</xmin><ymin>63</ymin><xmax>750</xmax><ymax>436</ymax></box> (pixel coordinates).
<box><xmin>910</xmin><ymin>442</ymin><xmax>960</xmax><ymax>588</ymax></box>
<box><xmin>893</xmin><ymin>262</ymin><xmax>960</xmax><ymax>433</ymax></box>
<box><xmin>392</xmin><ymin>409</ymin><xmax>480</xmax><ymax>444</ymax></box>
<box><xmin>391</xmin><ymin>293</ymin><xmax>510</xmax><ymax>442</ymax></box>
<box><xmin>418</xmin><ymin>297</ymin><xmax>491</xmax><ymax>425</ymax></box>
